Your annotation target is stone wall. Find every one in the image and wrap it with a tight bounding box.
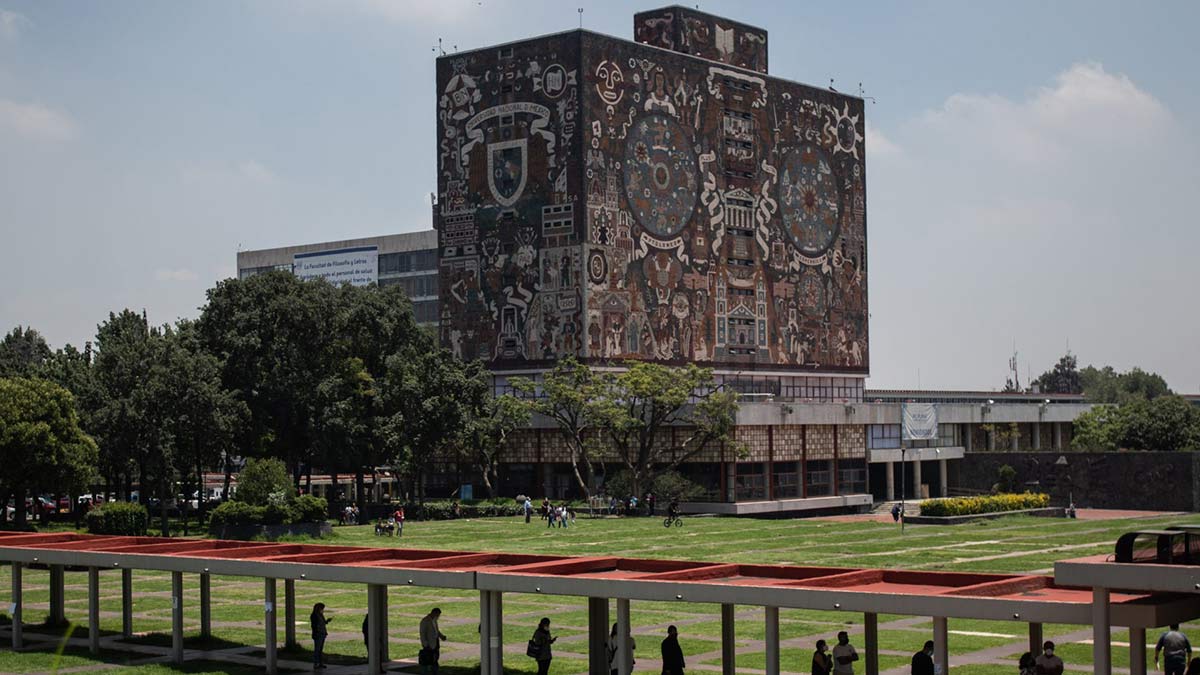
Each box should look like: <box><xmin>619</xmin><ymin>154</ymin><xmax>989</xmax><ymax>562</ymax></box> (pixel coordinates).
<box><xmin>953</xmin><ymin>451</ymin><xmax>1200</xmax><ymax>512</ymax></box>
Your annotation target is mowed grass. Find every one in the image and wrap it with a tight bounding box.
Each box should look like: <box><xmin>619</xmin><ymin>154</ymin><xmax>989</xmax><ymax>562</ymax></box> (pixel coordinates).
<box><xmin>1</xmin><ymin>511</ymin><xmax>1198</xmax><ymax>674</ymax></box>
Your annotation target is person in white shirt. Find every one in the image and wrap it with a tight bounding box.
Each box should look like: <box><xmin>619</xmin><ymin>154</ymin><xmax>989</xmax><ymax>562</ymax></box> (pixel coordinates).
<box><xmin>831</xmin><ymin>631</ymin><xmax>859</xmax><ymax>675</ymax></box>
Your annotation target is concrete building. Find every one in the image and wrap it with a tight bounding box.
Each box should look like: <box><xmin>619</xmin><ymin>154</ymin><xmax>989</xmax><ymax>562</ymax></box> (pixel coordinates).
<box><xmin>236</xmin><ymin>231</ymin><xmax>440</xmax><ymax>325</ymax></box>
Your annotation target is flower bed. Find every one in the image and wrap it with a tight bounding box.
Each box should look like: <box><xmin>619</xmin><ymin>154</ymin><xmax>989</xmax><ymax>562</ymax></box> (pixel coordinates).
<box><xmin>919</xmin><ymin>492</ymin><xmax>1050</xmax><ymax>517</ymax></box>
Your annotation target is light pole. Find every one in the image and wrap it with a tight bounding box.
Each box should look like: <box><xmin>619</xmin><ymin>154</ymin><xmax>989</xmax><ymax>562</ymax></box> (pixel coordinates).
<box><xmin>899</xmin><ymin>439</ymin><xmax>906</xmax><ymax>533</ymax></box>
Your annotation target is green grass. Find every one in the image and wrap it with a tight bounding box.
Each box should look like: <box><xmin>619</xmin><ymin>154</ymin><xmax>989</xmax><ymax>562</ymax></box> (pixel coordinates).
<box><xmin>1</xmin><ymin>512</ymin><xmax>1198</xmax><ymax>674</ymax></box>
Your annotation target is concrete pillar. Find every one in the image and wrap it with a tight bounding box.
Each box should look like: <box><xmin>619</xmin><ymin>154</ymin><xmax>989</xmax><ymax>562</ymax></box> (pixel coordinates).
<box><xmin>88</xmin><ymin>567</ymin><xmax>100</xmax><ymax>654</ymax></box>
<box><xmin>48</xmin><ymin>564</ymin><xmax>65</xmax><ymax>626</ymax></box>
<box><xmin>1011</xmin><ymin>426</ymin><xmax>1020</xmax><ymax>451</ymax></box>
<box><xmin>10</xmin><ymin>561</ymin><xmax>22</xmax><ymax>650</ymax></box>
<box><xmin>864</xmin><ymin>612</ymin><xmax>878</xmax><ymax>675</ymax></box>
<box><xmin>588</xmin><ymin>597</ymin><xmax>609</xmax><ymax>675</ymax></box>
<box><xmin>933</xmin><ymin>616</ymin><xmax>948</xmax><ymax>674</ymax></box>
<box><xmin>1028</xmin><ymin>622</ymin><xmax>1043</xmax><ymax>657</ymax></box>
<box><xmin>721</xmin><ymin>603</ymin><xmax>736</xmax><ymax>675</ymax></box>
<box><xmin>171</xmin><ymin>571</ymin><xmax>184</xmax><ymax>664</ymax></box>
<box><xmin>884</xmin><ymin>462</ymin><xmax>895</xmax><ymax>501</ymax></box>
<box><xmin>1053</xmin><ymin>422</ymin><xmax>1063</xmax><ymax>450</ymax></box>
<box><xmin>284</xmin><ymin>578</ymin><xmax>296</xmax><ymax>649</ymax></box>
<box><xmin>121</xmin><ymin>568</ymin><xmax>133</xmax><ymax>638</ymax></box>
<box><xmin>938</xmin><ymin>459</ymin><xmax>948</xmax><ymax>498</ymax></box>
<box><xmin>1032</xmin><ymin>422</ymin><xmax>1042</xmax><ymax>449</ymax></box>
<box><xmin>765</xmin><ymin>606</ymin><xmax>780</xmax><ymax>675</ymax></box>
<box><xmin>912</xmin><ymin>456</ymin><xmax>923</xmax><ymax>499</ymax></box>
<box><xmin>265</xmin><ymin>578</ymin><xmax>278</xmax><ymax>675</ymax></box>
<box><xmin>617</xmin><ymin>598</ymin><xmax>632</xmax><ymax>675</ymax></box>
<box><xmin>987</xmin><ymin>428</ymin><xmax>996</xmax><ymax>451</ymax></box>
<box><xmin>963</xmin><ymin>424</ymin><xmax>973</xmax><ymax>452</ymax></box>
<box><xmin>378</xmin><ymin>586</ymin><xmax>389</xmax><ymax>663</ymax></box>
<box><xmin>1093</xmin><ymin>587</ymin><xmax>1111</xmax><ymax>675</ymax></box>
<box><xmin>1130</xmin><ymin>626</ymin><xmax>1146</xmax><ymax>675</ymax></box>
<box><xmin>488</xmin><ymin>591</ymin><xmax>503</xmax><ymax>675</ymax></box>
<box><xmin>479</xmin><ymin>590</ymin><xmax>492</xmax><ymax>675</ymax></box>
<box><xmin>199</xmin><ymin>572</ymin><xmax>211</xmax><ymax>639</ymax></box>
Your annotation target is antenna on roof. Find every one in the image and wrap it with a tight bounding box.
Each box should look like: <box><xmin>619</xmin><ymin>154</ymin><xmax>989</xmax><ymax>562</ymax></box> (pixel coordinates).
<box><xmin>578</xmin><ymin>7</ymin><xmax>583</xmax><ymax>29</ymax></box>
<box><xmin>857</xmin><ymin>82</ymin><xmax>877</xmax><ymax>104</ymax></box>
<box><xmin>432</xmin><ymin>38</ymin><xmax>446</xmax><ymax>56</ymax></box>
<box><xmin>828</xmin><ymin>78</ymin><xmax>838</xmax><ymax>93</ymax></box>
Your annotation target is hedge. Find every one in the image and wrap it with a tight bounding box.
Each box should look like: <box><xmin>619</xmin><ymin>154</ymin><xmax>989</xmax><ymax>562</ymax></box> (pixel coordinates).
<box><xmin>919</xmin><ymin>492</ymin><xmax>1050</xmax><ymax>517</ymax></box>
<box><xmin>85</xmin><ymin>502</ymin><xmax>149</xmax><ymax>535</ymax></box>
<box><xmin>209</xmin><ymin>495</ymin><xmax>329</xmax><ymax>528</ymax></box>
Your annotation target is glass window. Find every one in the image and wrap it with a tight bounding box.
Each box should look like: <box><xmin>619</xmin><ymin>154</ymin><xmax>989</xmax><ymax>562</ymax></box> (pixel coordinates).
<box><xmin>805</xmin><ymin>460</ymin><xmax>832</xmax><ymax>497</ymax></box>
<box><xmin>837</xmin><ymin>458</ymin><xmax>866</xmax><ymax>495</ymax></box>
<box><xmin>735</xmin><ymin>463</ymin><xmax>767</xmax><ymax>501</ymax></box>
<box><xmin>867</xmin><ymin>424</ymin><xmax>901</xmax><ymax>450</ymax></box>
<box><xmin>772</xmin><ymin>461</ymin><xmax>800</xmax><ymax>499</ymax></box>
<box><xmin>938</xmin><ymin>424</ymin><xmax>957</xmax><ymax>447</ymax></box>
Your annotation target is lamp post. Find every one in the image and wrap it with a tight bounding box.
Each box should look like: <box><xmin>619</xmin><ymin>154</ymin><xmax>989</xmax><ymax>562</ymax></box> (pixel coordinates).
<box><xmin>899</xmin><ymin>438</ymin><xmax>906</xmax><ymax>533</ymax></box>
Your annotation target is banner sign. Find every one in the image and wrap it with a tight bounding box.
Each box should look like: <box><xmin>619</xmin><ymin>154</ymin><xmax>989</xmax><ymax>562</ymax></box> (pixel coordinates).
<box><xmin>293</xmin><ymin>246</ymin><xmax>378</xmax><ymax>287</ymax></box>
<box><xmin>902</xmin><ymin>403</ymin><xmax>938</xmax><ymax>441</ymax></box>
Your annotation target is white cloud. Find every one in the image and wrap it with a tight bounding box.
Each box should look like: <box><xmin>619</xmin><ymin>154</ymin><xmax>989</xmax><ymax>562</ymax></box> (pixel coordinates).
<box><xmin>155</xmin><ymin>268</ymin><xmax>199</xmax><ymax>283</ymax></box>
<box><xmin>0</xmin><ymin>99</ymin><xmax>78</xmax><ymax>141</ymax></box>
<box><xmin>865</xmin><ymin>122</ymin><xmax>900</xmax><ymax>158</ymax></box>
<box><xmin>867</xmin><ymin>62</ymin><xmax>1199</xmax><ymax>391</ymax></box>
<box><xmin>0</xmin><ymin>9</ymin><xmax>29</xmax><ymax>41</ymax></box>
<box><xmin>238</xmin><ymin>160</ymin><xmax>278</xmax><ymax>185</ymax></box>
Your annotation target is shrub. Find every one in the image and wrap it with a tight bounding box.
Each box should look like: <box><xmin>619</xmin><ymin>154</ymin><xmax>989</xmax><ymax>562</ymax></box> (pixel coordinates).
<box><xmin>208</xmin><ymin>500</ymin><xmax>266</xmax><ymax>527</ymax></box>
<box><xmin>920</xmin><ymin>493</ymin><xmax>1050</xmax><ymax>517</ymax></box>
<box><xmin>292</xmin><ymin>495</ymin><xmax>328</xmax><ymax>523</ymax></box>
<box><xmin>85</xmin><ymin>502</ymin><xmax>149</xmax><ymax>535</ymax></box>
<box><xmin>235</xmin><ymin>458</ymin><xmax>293</xmax><ymax>506</ymax></box>
<box><xmin>995</xmin><ymin>464</ymin><xmax>1017</xmax><ymax>493</ymax></box>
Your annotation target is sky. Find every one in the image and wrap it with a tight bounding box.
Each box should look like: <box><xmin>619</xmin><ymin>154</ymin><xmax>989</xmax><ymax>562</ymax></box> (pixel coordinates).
<box><xmin>1</xmin><ymin>0</ymin><xmax>1197</xmax><ymax>392</ymax></box>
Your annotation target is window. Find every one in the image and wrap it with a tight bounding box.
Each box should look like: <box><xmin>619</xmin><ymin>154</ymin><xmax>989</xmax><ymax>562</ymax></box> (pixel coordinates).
<box><xmin>868</xmin><ymin>425</ymin><xmax>901</xmax><ymax>450</ymax></box>
<box><xmin>837</xmin><ymin>458</ymin><xmax>866</xmax><ymax>495</ymax></box>
<box><xmin>938</xmin><ymin>424</ymin><xmax>958</xmax><ymax>447</ymax></box>
<box><xmin>805</xmin><ymin>460</ymin><xmax>832</xmax><ymax>497</ymax></box>
<box><xmin>413</xmin><ymin>300</ymin><xmax>439</xmax><ymax>324</ymax></box>
<box><xmin>498</xmin><ymin>46</ymin><xmax>513</xmax><ymax>59</ymax></box>
<box><xmin>772</xmin><ymin>462</ymin><xmax>800</xmax><ymax>499</ymax></box>
<box><xmin>735</xmin><ymin>463</ymin><xmax>766</xmax><ymax>501</ymax></box>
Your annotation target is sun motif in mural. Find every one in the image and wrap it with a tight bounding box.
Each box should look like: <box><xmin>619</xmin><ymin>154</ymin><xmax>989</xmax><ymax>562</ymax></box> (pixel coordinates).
<box><xmin>622</xmin><ymin>114</ymin><xmax>699</xmax><ymax>239</ymax></box>
<box><xmin>779</xmin><ymin>144</ymin><xmax>842</xmax><ymax>256</ymax></box>
<box><xmin>825</xmin><ymin>102</ymin><xmax>864</xmax><ymax>159</ymax></box>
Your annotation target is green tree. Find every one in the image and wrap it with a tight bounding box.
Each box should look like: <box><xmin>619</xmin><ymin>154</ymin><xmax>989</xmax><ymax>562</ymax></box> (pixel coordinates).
<box><xmin>511</xmin><ymin>357</ymin><xmax>601</xmax><ymax>498</ymax></box>
<box><xmin>91</xmin><ymin>310</ymin><xmax>160</xmax><ymax>501</ymax></box>
<box><xmin>469</xmin><ymin>394</ymin><xmax>531</xmax><ymax>498</ymax></box>
<box><xmin>589</xmin><ymin>362</ymin><xmax>740</xmax><ymax>498</ymax></box>
<box><xmin>0</xmin><ymin>326</ymin><xmax>52</xmax><ymax>378</ymax></box>
<box><xmin>1080</xmin><ymin>365</ymin><xmax>1171</xmax><ymax>404</ymax></box>
<box><xmin>1070</xmin><ymin>406</ymin><xmax>1120</xmax><ymax>451</ymax></box>
<box><xmin>1032</xmin><ymin>353</ymin><xmax>1082</xmax><ymax>394</ymax></box>
<box><xmin>0</xmin><ymin>377</ymin><xmax>98</xmax><ymax>526</ymax></box>
<box><xmin>235</xmin><ymin>457</ymin><xmax>294</xmax><ymax>506</ymax></box>
<box><xmin>315</xmin><ymin>356</ymin><xmax>379</xmax><ymax>511</ymax></box>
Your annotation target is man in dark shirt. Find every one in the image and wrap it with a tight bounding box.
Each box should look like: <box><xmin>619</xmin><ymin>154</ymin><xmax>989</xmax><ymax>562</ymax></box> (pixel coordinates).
<box><xmin>1156</xmin><ymin>624</ymin><xmax>1192</xmax><ymax>675</ymax></box>
<box><xmin>661</xmin><ymin>625</ymin><xmax>685</xmax><ymax>675</ymax></box>
<box><xmin>910</xmin><ymin>640</ymin><xmax>934</xmax><ymax>675</ymax></box>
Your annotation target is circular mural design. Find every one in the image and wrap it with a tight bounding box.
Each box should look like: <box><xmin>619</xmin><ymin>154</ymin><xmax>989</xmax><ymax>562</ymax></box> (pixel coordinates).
<box><xmin>779</xmin><ymin>144</ymin><xmax>842</xmax><ymax>256</ymax></box>
<box><xmin>622</xmin><ymin>114</ymin><xmax>698</xmax><ymax>238</ymax></box>
<box><xmin>587</xmin><ymin>251</ymin><xmax>608</xmax><ymax>285</ymax></box>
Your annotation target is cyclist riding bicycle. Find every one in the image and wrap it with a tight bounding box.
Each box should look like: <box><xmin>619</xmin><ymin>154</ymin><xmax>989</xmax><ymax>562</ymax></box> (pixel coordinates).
<box><xmin>667</xmin><ymin>499</ymin><xmax>680</xmax><ymax>521</ymax></box>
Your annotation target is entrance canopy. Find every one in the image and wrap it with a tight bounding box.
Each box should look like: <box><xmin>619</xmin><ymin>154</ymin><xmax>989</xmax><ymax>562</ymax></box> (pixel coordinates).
<box><xmin>2</xmin><ymin>530</ymin><xmax>1197</xmax><ymax>628</ymax></box>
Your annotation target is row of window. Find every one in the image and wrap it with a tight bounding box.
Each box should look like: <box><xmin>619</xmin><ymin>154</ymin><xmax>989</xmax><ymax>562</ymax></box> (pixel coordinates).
<box><xmin>413</xmin><ymin>300</ymin><xmax>439</xmax><ymax>324</ymax></box>
<box><xmin>379</xmin><ymin>274</ymin><xmax>439</xmax><ymax>299</ymax></box>
<box><xmin>734</xmin><ymin>459</ymin><xmax>867</xmax><ymax>500</ymax></box>
<box><xmin>379</xmin><ymin>250</ymin><xmax>437</xmax><ymax>275</ymax></box>
<box><xmin>238</xmin><ymin>263</ymin><xmax>293</xmax><ymax>279</ymax></box>
<box><xmin>713</xmin><ymin>375</ymin><xmax>865</xmax><ymax>402</ymax></box>
<box><xmin>866</xmin><ymin>424</ymin><xmax>959</xmax><ymax>449</ymax></box>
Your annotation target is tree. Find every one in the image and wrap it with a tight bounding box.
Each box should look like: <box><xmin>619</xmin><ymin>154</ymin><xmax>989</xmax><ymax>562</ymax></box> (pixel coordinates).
<box><xmin>1080</xmin><ymin>365</ymin><xmax>1171</xmax><ymax>404</ymax></box>
<box><xmin>380</xmin><ymin>347</ymin><xmax>488</xmax><ymax>502</ymax></box>
<box><xmin>1032</xmin><ymin>353</ymin><xmax>1082</xmax><ymax>394</ymax></box>
<box><xmin>1072</xmin><ymin>396</ymin><xmax>1200</xmax><ymax>452</ymax></box>
<box><xmin>1070</xmin><ymin>406</ymin><xmax>1120</xmax><ymax>451</ymax></box>
<box><xmin>511</xmin><ymin>357</ymin><xmax>601</xmax><ymax>498</ymax></box>
<box><xmin>0</xmin><ymin>326</ymin><xmax>52</xmax><ymax>378</ymax></box>
<box><xmin>589</xmin><ymin>361</ymin><xmax>740</xmax><ymax>498</ymax></box>
<box><xmin>91</xmin><ymin>310</ymin><xmax>160</xmax><ymax>501</ymax></box>
<box><xmin>0</xmin><ymin>378</ymin><xmax>98</xmax><ymax>526</ymax></box>
<box><xmin>235</xmin><ymin>457</ymin><xmax>294</xmax><ymax>505</ymax></box>
<box><xmin>469</xmin><ymin>394</ymin><xmax>531</xmax><ymax>498</ymax></box>
<box><xmin>315</xmin><ymin>356</ymin><xmax>379</xmax><ymax>511</ymax></box>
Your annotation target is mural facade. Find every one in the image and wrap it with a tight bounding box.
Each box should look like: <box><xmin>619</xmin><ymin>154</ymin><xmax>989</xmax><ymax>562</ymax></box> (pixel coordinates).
<box><xmin>437</xmin><ymin>16</ymin><xmax>868</xmax><ymax>375</ymax></box>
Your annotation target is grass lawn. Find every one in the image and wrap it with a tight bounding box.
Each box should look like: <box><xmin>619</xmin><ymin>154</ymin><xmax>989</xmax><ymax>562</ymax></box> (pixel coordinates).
<box><xmin>1</xmin><ymin>511</ymin><xmax>1198</xmax><ymax>674</ymax></box>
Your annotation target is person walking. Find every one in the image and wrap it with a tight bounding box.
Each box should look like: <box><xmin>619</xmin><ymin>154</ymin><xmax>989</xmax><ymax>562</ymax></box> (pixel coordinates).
<box><xmin>608</xmin><ymin>622</ymin><xmax>636</xmax><ymax>675</ymax></box>
<box><xmin>1018</xmin><ymin>652</ymin><xmax>1037</xmax><ymax>675</ymax></box>
<box><xmin>419</xmin><ymin>608</ymin><xmax>446</xmax><ymax>675</ymax></box>
<box><xmin>812</xmin><ymin>639</ymin><xmax>833</xmax><ymax>675</ymax></box>
<box><xmin>910</xmin><ymin>640</ymin><xmax>934</xmax><ymax>675</ymax></box>
<box><xmin>1033</xmin><ymin>640</ymin><xmax>1064</xmax><ymax>675</ymax></box>
<box><xmin>891</xmin><ymin>503</ymin><xmax>902</xmax><ymax>523</ymax></box>
<box><xmin>661</xmin><ymin>625</ymin><xmax>685</xmax><ymax>675</ymax></box>
<box><xmin>524</xmin><ymin>497</ymin><xmax>533</xmax><ymax>523</ymax></box>
<box><xmin>530</xmin><ymin>617</ymin><xmax>556</xmax><ymax>675</ymax></box>
<box><xmin>560</xmin><ymin>503</ymin><xmax>570</xmax><ymax>529</ymax></box>
<box><xmin>832</xmin><ymin>631</ymin><xmax>859</xmax><ymax>675</ymax></box>
<box><xmin>310</xmin><ymin>603</ymin><xmax>333</xmax><ymax>670</ymax></box>
<box><xmin>396</xmin><ymin>506</ymin><xmax>405</xmax><ymax>537</ymax></box>
<box><xmin>1158</xmin><ymin>624</ymin><xmax>1193</xmax><ymax>675</ymax></box>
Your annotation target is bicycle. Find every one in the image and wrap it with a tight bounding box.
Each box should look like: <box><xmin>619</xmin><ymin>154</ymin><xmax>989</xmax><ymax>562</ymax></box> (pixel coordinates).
<box><xmin>663</xmin><ymin>514</ymin><xmax>683</xmax><ymax>528</ymax></box>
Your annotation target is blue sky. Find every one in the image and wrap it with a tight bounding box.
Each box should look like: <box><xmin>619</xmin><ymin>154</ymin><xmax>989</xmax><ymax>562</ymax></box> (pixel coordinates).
<box><xmin>1</xmin><ymin>0</ymin><xmax>1197</xmax><ymax>391</ymax></box>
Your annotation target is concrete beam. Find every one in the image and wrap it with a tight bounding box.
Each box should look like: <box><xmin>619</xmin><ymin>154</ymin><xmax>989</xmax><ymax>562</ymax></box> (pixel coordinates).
<box><xmin>1129</xmin><ymin>626</ymin><xmax>1146</xmax><ymax>675</ymax></box>
<box><xmin>588</xmin><ymin>597</ymin><xmax>609</xmax><ymax>675</ymax></box>
<box><xmin>88</xmin><ymin>567</ymin><xmax>100</xmax><ymax>655</ymax></box>
<box><xmin>121</xmin><ymin>568</ymin><xmax>133</xmax><ymax>639</ymax></box>
<box><xmin>864</xmin><ymin>612</ymin><xmax>878</xmax><ymax>675</ymax></box>
<box><xmin>721</xmin><ymin>604</ymin><xmax>736</xmax><ymax>675</ymax></box>
<box><xmin>479</xmin><ymin>590</ymin><xmax>491</xmax><ymax>675</ymax></box>
<box><xmin>48</xmin><ymin>564</ymin><xmax>65</xmax><ymax>626</ymax></box>
<box><xmin>284</xmin><ymin>578</ymin><xmax>296</xmax><ymax>649</ymax></box>
<box><xmin>765</xmin><ymin>606</ymin><xmax>780</xmax><ymax>675</ymax></box>
<box><xmin>1028</xmin><ymin>622</ymin><xmax>1043</xmax><ymax>657</ymax></box>
<box><xmin>265</xmin><ymin>578</ymin><xmax>278</xmax><ymax>675</ymax></box>
<box><xmin>171</xmin><ymin>571</ymin><xmax>184</xmax><ymax>664</ymax></box>
<box><xmin>200</xmin><ymin>572</ymin><xmax>211</xmax><ymax>639</ymax></box>
<box><xmin>617</xmin><ymin>598</ymin><xmax>631</xmax><ymax>675</ymax></box>
<box><xmin>366</xmin><ymin>584</ymin><xmax>382</xmax><ymax>675</ymax></box>
<box><xmin>488</xmin><ymin>591</ymin><xmax>503</xmax><ymax>675</ymax></box>
<box><xmin>1093</xmin><ymin>587</ymin><xmax>1111</xmax><ymax>675</ymax></box>
<box><xmin>933</xmin><ymin>616</ymin><xmax>948</xmax><ymax>674</ymax></box>
<box><xmin>10</xmin><ymin>561</ymin><xmax>22</xmax><ymax>650</ymax></box>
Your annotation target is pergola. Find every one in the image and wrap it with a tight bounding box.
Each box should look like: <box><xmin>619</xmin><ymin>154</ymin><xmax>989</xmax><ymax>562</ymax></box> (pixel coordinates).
<box><xmin>2</xmin><ymin>530</ymin><xmax>1197</xmax><ymax>675</ymax></box>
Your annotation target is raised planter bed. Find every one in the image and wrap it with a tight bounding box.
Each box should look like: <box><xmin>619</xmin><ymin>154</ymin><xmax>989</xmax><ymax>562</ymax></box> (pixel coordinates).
<box><xmin>209</xmin><ymin>521</ymin><xmax>332</xmax><ymax>540</ymax></box>
<box><xmin>905</xmin><ymin>507</ymin><xmax>1065</xmax><ymax>525</ymax></box>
